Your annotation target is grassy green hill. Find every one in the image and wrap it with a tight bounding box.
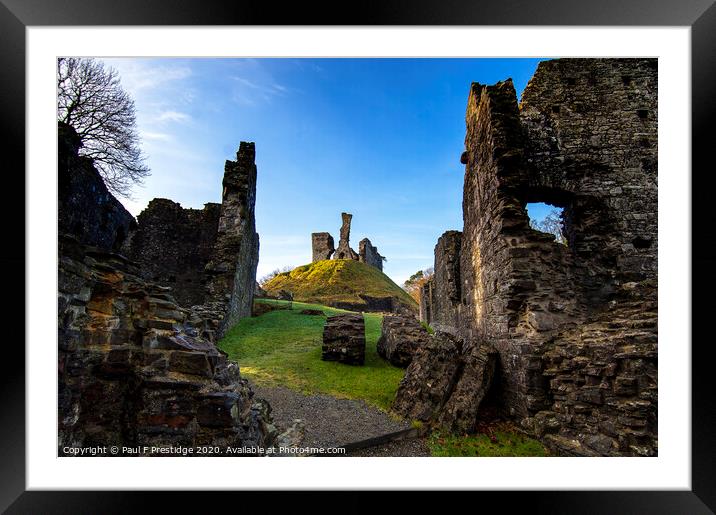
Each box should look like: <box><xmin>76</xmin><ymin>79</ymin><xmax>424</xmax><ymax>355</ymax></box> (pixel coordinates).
<box><xmin>262</xmin><ymin>259</ymin><xmax>417</xmax><ymax>313</ymax></box>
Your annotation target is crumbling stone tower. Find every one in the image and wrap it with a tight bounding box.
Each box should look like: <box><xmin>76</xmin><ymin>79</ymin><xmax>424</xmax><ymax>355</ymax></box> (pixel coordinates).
<box><xmin>406</xmin><ymin>59</ymin><xmax>658</xmax><ymax>457</ymax></box>
<box><xmin>333</xmin><ymin>212</ymin><xmax>359</xmax><ymax>260</ymax></box>
<box><xmin>205</xmin><ymin>142</ymin><xmax>260</xmax><ymax>336</ymax></box>
<box><xmin>311</xmin><ymin>232</ymin><xmax>335</xmax><ymax>261</ymax></box>
<box><xmin>359</xmin><ymin>238</ymin><xmax>384</xmax><ymax>271</ymax></box>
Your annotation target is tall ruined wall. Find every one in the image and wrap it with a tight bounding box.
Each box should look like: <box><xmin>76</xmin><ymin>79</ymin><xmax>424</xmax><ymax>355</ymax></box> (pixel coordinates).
<box><xmin>402</xmin><ymin>59</ymin><xmax>658</xmax><ymax>457</ymax></box>
<box><xmin>459</xmin><ymin>78</ymin><xmax>585</xmax><ymax>417</ymax></box>
<box><xmin>516</xmin><ymin>58</ymin><xmax>657</xmax><ymax>456</ymax></box>
<box><xmin>520</xmin><ymin>58</ymin><xmax>658</xmax><ymax>294</ymax></box>
<box><xmin>58</xmin><ymin>122</ymin><xmax>136</xmax><ymax>252</ymax></box>
<box><xmin>125</xmin><ymin>200</ymin><xmax>221</xmax><ymax>307</ymax></box>
<box><xmin>124</xmin><ymin>142</ymin><xmax>259</xmax><ymax>337</ymax></box>
<box><xmin>58</xmin><ymin>131</ymin><xmax>273</xmax><ymax>454</ymax></box>
<box><xmin>311</xmin><ymin>232</ymin><xmax>335</xmax><ymax>262</ymax></box>
<box><xmin>333</xmin><ymin>212</ymin><xmax>359</xmax><ymax>260</ymax></box>
<box><xmin>205</xmin><ymin>142</ymin><xmax>260</xmax><ymax>337</ymax></box>
<box><xmin>358</xmin><ymin>238</ymin><xmax>384</xmax><ymax>271</ymax></box>
<box><xmin>428</xmin><ymin>230</ymin><xmax>462</xmax><ymax>335</ymax></box>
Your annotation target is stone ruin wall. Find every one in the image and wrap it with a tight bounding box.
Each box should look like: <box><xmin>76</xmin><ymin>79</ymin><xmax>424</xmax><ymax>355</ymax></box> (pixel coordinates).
<box><xmin>332</xmin><ymin>212</ymin><xmax>359</xmax><ymax>260</ymax></box>
<box><xmin>58</xmin><ymin>122</ymin><xmax>137</xmax><ymax>252</ymax></box>
<box><xmin>204</xmin><ymin>142</ymin><xmax>260</xmax><ymax>336</ymax></box>
<box><xmin>57</xmin><ymin>123</ymin><xmax>270</xmax><ymax>454</ymax></box>
<box><xmin>519</xmin><ymin>59</ymin><xmax>658</xmax><ymax>297</ymax></box>
<box><xmin>124</xmin><ymin>142</ymin><xmax>259</xmax><ymax>338</ymax></box>
<box><xmin>358</xmin><ymin>238</ymin><xmax>384</xmax><ymax>272</ymax></box>
<box><xmin>418</xmin><ymin>59</ymin><xmax>658</xmax><ymax>456</ymax></box>
<box><xmin>424</xmin><ymin>230</ymin><xmax>462</xmax><ymax>336</ymax></box>
<box><xmin>311</xmin><ymin>232</ymin><xmax>335</xmax><ymax>261</ymax></box>
<box><xmin>58</xmin><ymin>235</ymin><xmax>274</xmax><ymax>453</ymax></box>
<box><xmin>460</xmin><ymin>77</ymin><xmax>586</xmax><ymax>419</ymax></box>
<box><xmin>124</xmin><ymin>199</ymin><xmax>221</xmax><ymax>308</ymax></box>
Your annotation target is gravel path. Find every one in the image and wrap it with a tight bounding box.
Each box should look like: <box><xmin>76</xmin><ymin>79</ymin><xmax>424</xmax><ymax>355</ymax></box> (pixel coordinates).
<box><xmin>253</xmin><ymin>384</ymin><xmax>423</xmax><ymax>453</ymax></box>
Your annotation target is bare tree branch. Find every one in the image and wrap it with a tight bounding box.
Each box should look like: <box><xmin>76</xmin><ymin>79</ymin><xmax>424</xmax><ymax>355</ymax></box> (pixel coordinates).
<box><xmin>57</xmin><ymin>58</ymin><xmax>150</xmax><ymax>198</ymax></box>
<box><xmin>530</xmin><ymin>208</ymin><xmax>567</xmax><ymax>245</ymax></box>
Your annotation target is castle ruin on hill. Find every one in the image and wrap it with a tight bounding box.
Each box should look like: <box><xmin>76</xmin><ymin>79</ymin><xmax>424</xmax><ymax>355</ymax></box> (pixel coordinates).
<box><xmin>311</xmin><ymin>212</ymin><xmax>385</xmax><ymax>271</ymax></box>
<box><xmin>57</xmin><ymin>57</ymin><xmax>659</xmax><ymax>458</ymax></box>
<box><xmin>397</xmin><ymin>58</ymin><xmax>658</xmax><ymax>457</ymax></box>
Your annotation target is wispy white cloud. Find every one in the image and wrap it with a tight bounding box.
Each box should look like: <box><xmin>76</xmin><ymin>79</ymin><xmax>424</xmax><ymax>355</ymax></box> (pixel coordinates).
<box><xmin>231</xmin><ymin>75</ymin><xmax>290</xmax><ymax>105</ymax></box>
<box><xmin>111</xmin><ymin>61</ymin><xmax>192</xmax><ymax>94</ymax></box>
<box><xmin>156</xmin><ymin>110</ymin><xmax>191</xmax><ymax>123</ymax></box>
<box><xmin>232</xmin><ymin>76</ymin><xmax>261</xmax><ymax>89</ymax></box>
<box><xmin>290</xmin><ymin>59</ymin><xmax>325</xmax><ymax>74</ymax></box>
<box><xmin>141</xmin><ymin>131</ymin><xmax>172</xmax><ymax>142</ymax></box>
<box><xmin>102</xmin><ymin>59</ymin><xmax>197</xmax><ymax>120</ymax></box>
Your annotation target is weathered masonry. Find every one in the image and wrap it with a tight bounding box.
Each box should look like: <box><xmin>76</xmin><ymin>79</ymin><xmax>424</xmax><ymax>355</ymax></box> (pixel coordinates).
<box><xmin>411</xmin><ymin>59</ymin><xmax>658</xmax><ymax>457</ymax></box>
<box><xmin>124</xmin><ymin>199</ymin><xmax>221</xmax><ymax>308</ymax></box>
<box><xmin>125</xmin><ymin>142</ymin><xmax>259</xmax><ymax>338</ymax></box>
<box><xmin>311</xmin><ymin>232</ymin><xmax>335</xmax><ymax>262</ymax></box>
<box><xmin>333</xmin><ymin>212</ymin><xmax>359</xmax><ymax>260</ymax></box>
<box><xmin>311</xmin><ymin>212</ymin><xmax>385</xmax><ymax>271</ymax></box>
<box><xmin>58</xmin><ymin>123</ymin><xmax>272</xmax><ymax>454</ymax></box>
<box><xmin>359</xmin><ymin>238</ymin><xmax>384</xmax><ymax>272</ymax></box>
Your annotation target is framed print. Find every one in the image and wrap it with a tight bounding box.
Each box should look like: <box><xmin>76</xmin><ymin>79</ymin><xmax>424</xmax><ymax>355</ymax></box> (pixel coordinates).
<box><xmin>3</xmin><ymin>0</ymin><xmax>715</xmax><ymax>512</ymax></box>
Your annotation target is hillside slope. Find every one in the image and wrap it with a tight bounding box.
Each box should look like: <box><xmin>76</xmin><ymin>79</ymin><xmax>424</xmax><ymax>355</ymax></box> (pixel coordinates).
<box><xmin>262</xmin><ymin>259</ymin><xmax>417</xmax><ymax>313</ymax></box>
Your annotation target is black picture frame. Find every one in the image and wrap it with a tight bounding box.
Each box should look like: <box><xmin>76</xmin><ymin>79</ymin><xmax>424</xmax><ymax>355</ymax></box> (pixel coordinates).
<box><xmin>3</xmin><ymin>0</ymin><xmax>714</xmax><ymax>512</ymax></box>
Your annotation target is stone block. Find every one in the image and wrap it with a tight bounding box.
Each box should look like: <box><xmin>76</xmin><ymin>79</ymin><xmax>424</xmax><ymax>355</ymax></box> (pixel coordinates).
<box><xmin>196</xmin><ymin>392</ymin><xmax>241</xmax><ymax>428</ymax></box>
<box><xmin>376</xmin><ymin>315</ymin><xmax>431</xmax><ymax>367</ymax></box>
<box><xmin>169</xmin><ymin>351</ymin><xmax>212</xmax><ymax>377</ymax></box>
<box><xmin>321</xmin><ymin>313</ymin><xmax>365</xmax><ymax>365</ymax></box>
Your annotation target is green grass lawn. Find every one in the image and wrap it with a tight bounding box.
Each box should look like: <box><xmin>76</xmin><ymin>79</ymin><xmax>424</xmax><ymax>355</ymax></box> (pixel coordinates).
<box><xmin>220</xmin><ymin>299</ymin><xmax>548</xmax><ymax>456</ymax></box>
<box><xmin>427</xmin><ymin>427</ymin><xmax>549</xmax><ymax>457</ymax></box>
<box><xmin>219</xmin><ymin>299</ymin><xmax>405</xmax><ymax>411</ymax></box>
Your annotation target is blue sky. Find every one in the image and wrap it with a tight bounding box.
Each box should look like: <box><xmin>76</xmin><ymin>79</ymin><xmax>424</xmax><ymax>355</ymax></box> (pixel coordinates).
<box><xmin>104</xmin><ymin>58</ymin><xmax>548</xmax><ymax>285</ymax></box>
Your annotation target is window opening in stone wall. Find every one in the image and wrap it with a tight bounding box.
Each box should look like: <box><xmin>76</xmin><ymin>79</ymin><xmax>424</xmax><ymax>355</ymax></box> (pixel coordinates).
<box><xmin>527</xmin><ymin>202</ymin><xmax>567</xmax><ymax>245</ymax></box>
